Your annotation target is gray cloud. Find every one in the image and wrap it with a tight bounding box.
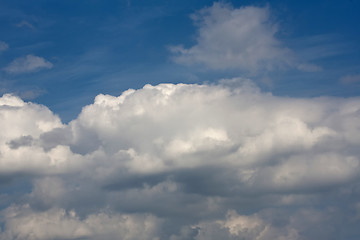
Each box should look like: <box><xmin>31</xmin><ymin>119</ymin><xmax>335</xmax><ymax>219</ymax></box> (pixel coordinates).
<box><xmin>7</xmin><ymin>135</ymin><xmax>34</xmax><ymax>149</ymax></box>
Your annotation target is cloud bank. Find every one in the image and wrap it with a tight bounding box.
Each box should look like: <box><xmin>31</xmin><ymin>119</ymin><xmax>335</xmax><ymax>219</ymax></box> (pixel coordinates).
<box><xmin>1</xmin><ymin>79</ymin><xmax>360</xmax><ymax>239</ymax></box>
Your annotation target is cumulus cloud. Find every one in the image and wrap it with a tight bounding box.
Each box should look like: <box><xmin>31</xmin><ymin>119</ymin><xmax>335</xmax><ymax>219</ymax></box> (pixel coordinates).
<box><xmin>0</xmin><ymin>94</ymin><xmax>80</xmax><ymax>176</ymax></box>
<box><xmin>0</xmin><ymin>80</ymin><xmax>360</xmax><ymax>239</ymax></box>
<box><xmin>3</xmin><ymin>54</ymin><xmax>53</xmax><ymax>74</ymax></box>
<box><xmin>169</xmin><ymin>3</ymin><xmax>319</xmax><ymax>73</ymax></box>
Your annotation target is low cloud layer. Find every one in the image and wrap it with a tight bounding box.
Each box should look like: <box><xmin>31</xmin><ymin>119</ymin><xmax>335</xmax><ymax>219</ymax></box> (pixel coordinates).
<box><xmin>170</xmin><ymin>3</ymin><xmax>320</xmax><ymax>73</ymax></box>
<box><xmin>1</xmin><ymin>79</ymin><xmax>360</xmax><ymax>239</ymax></box>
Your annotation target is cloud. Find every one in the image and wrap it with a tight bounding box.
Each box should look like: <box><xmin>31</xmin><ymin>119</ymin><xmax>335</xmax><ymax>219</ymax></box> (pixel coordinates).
<box><xmin>1</xmin><ymin>80</ymin><xmax>360</xmax><ymax>238</ymax></box>
<box><xmin>3</xmin><ymin>54</ymin><xmax>53</xmax><ymax>74</ymax></box>
<box><xmin>170</xmin><ymin>3</ymin><xmax>313</xmax><ymax>73</ymax></box>
<box><xmin>17</xmin><ymin>89</ymin><xmax>47</xmax><ymax>100</ymax></box>
<box><xmin>296</xmin><ymin>63</ymin><xmax>322</xmax><ymax>72</ymax></box>
<box><xmin>170</xmin><ymin>210</ymin><xmax>299</xmax><ymax>240</ymax></box>
<box><xmin>0</xmin><ymin>94</ymin><xmax>74</xmax><ymax>176</ymax></box>
<box><xmin>0</xmin><ymin>204</ymin><xmax>162</xmax><ymax>240</ymax></box>
<box><xmin>16</xmin><ymin>20</ymin><xmax>35</xmax><ymax>29</ymax></box>
<box><xmin>340</xmin><ymin>74</ymin><xmax>360</xmax><ymax>84</ymax></box>
<box><xmin>0</xmin><ymin>41</ymin><xmax>9</xmax><ymax>53</ymax></box>
<box><xmin>170</xmin><ymin>207</ymin><xmax>348</xmax><ymax>240</ymax></box>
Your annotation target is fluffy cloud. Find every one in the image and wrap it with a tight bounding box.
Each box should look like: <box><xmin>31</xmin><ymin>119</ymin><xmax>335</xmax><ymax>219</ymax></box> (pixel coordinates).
<box><xmin>169</xmin><ymin>3</ymin><xmax>319</xmax><ymax>73</ymax></box>
<box><xmin>3</xmin><ymin>54</ymin><xmax>53</xmax><ymax>74</ymax></box>
<box><xmin>1</xmin><ymin>80</ymin><xmax>360</xmax><ymax>239</ymax></box>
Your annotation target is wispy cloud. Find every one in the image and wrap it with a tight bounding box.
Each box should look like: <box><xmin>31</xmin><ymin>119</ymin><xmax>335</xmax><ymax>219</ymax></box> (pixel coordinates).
<box><xmin>0</xmin><ymin>41</ymin><xmax>9</xmax><ymax>53</ymax></box>
<box><xmin>3</xmin><ymin>54</ymin><xmax>53</xmax><ymax>74</ymax></box>
<box><xmin>340</xmin><ymin>74</ymin><xmax>360</xmax><ymax>84</ymax></box>
<box><xmin>16</xmin><ymin>20</ymin><xmax>36</xmax><ymax>30</ymax></box>
<box><xmin>289</xmin><ymin>34</ymin><xmax>350</xmax><ymax>61</ymax></box>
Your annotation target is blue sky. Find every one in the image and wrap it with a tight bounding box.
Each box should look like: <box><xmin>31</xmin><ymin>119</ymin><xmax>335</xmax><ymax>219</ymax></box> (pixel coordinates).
<box><xmin>1</xmin><ymin>0</ymin><xmax>359</xmax><ymax>122</ymax></box>
<box><xmin>1</xmin><ymin>1</ymin><xmax>360</xmax><ymax>239</ymax></box>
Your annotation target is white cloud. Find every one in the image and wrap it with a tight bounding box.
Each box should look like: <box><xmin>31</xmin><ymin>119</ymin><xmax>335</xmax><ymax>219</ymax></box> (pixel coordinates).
<box><xmin>1</xmin><ymin>80</ymin><xmax>360</xmax><ymax>184</ymax></box>
<box><xmin>0</xmin><ymin>94</ymin><xmax>82</xmax><ymax>175</ymax></box>
<box><xmin>0</xmin><ymin>41</ymin><xmax>9</xmax><ymax>53</ymax></box>
<box><xmin>1</xmin><ymin>80</ymin><xmax>360</xmax><ymax>238</ymax></box>
<box><xmin>169</xmin><ymin>3</ymin><xmax>320</xmax><ymax>73</ymax></box>
<box><xmin>3</xmin><ymin>54</ymin><xmax>53</xmax><ymax>74</ymax></box>
<box><xmin>0</xmin><ymin>94</ymin><xmax>62</xmax><ymax>142</ymax></box>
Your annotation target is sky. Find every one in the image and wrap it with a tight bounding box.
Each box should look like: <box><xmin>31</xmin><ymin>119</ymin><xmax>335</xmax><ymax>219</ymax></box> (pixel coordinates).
<box><xmin>0</xmin><ymin>0</ymin><xmax>360</xmax><ymax>239</ymax></box>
